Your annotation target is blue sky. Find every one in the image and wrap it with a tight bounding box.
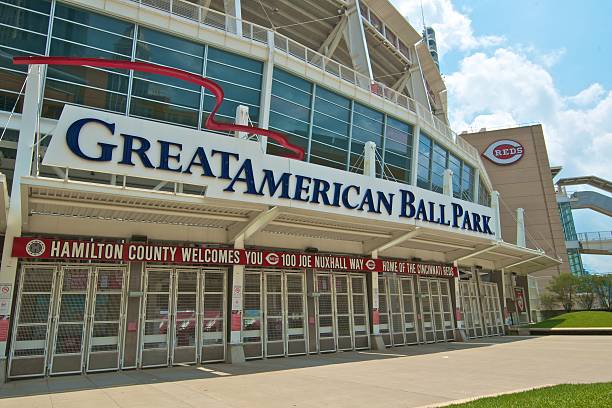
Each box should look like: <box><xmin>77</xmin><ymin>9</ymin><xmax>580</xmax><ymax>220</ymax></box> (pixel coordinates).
<box><xmin>393</xmin><ymin>0</ymin><xmax>612</xmax><ymax>274</ymax></box>
<box><xmin>449</xmin><ymin>0</ymin><xmax>612</xmax><ymax>95</ymax></box>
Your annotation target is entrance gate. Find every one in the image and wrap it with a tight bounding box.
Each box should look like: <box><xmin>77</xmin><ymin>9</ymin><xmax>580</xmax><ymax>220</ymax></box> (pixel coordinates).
<box><xmin>417</xmin><ymin>278</ymin><xmax>454</xmax><ymax>343</ymax></box>
<box><xmin>378</xmin><ymin>275</ymin><xmax>419</xmax><ymax>347</ymax></box>
<box><xmin>314</xmin><ymin>272</ymin><xmax>369</xmax><ymax>353</ymax></box>
<box><xmin>459</xmin><ymin>280</ymin><xmax>484</xmax><ymax>339</ymax></box>
<box><xmin>9</xmin><ymin>264</ymin><xmax>127</xmax><ymax>378</ymax></box>
<box><xmin>480</xmin><ymin>282</ymin><xmax>504</xmax><ymax>336</ymax></box>
<box><xmin>140</xmin><ymin>267</ymin><xmax>226</xmax><ymax>367</ymax></box>
<box><xmin>242</xmin><ymin>270</ymin><xmax>307</xmax><ymax>359</ymax></box>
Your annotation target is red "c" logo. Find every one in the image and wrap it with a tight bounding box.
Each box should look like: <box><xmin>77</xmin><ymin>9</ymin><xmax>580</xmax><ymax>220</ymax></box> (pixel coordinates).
<box><xmin>13</xmin><ymin>56</ymin><xmax>305</xmax><ymax>161</ymax></box>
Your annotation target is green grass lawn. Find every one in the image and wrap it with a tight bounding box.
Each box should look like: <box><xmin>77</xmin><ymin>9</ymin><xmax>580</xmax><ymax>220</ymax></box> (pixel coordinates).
<box><xmin>446</xmin><ymin>383</ymin><xmax>612</xmax><ymax>407</ymax></box>
<box><xmin>530</xmin><ymin>311</ymin><xmax>612</xmax><ymax>328</ymax></box>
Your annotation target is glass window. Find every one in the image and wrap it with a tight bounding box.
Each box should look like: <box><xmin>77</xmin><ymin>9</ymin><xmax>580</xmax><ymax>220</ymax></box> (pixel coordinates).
<box><xmin>269</xmin><ymin>68</ymin><xmax>313</xmax><ymax>160</ymax></box>
<box><xmin>431</xmin><ymin>143</ymin><xmax>447</xmax><ymax>193</ymax></box>
<box><xmin>132</xmin><ymin>97</ymin><xmax>198</xmax><ymax>128</ymax></box>
<box><xmin>417</xmin><ymin>132</ymin><xmax>432</xmax><ymax>189</ymax></box>
<box><xmin>52</xmin><ymin>19</ymin><xmax>133</xmax><ymax>57</ymax></box>
<box><xmin>312</xmin><ymin>86</ymin><xmax>349</xmax><ymax>166</ymax></box>
<box><xmin>461</xmin><ymin>164</ymin><xmax>474</xmax><ymax>201</ymax></box>
<box><xmin>0</xmin><ymin>3</ymin><xmax>49</xmax><ymax>34</ymax></box>
<box><xmin>55</xmin><ymin>3</ymin><xmax>132</xmax><ymax>36</ymax></box>
<box><xmin>271</xmin><ymin>96</ymin><xmax>309</xmax><ymax>123</ymax></box>
<box><xmin>43</xmin><ymin>6</ymin><xmax>133</xmax><ymax>119</ymax></box>
<box><xmin>448</xmin><ymin>153</ymin><xmax>461</xmax><ymax>198</ymax></box>
<box><xmin>204</xmin><ymin>47</ymin><xmax>262</xmax><ymax>126</ymax></box>
<box><xmin>137</xmin><ymin>28</ymin><xmax>203</xmax><ymax>73</ymax></box>
<box><xmin>383</xmin><ymin>116</ymin><xmax>413</xmax><ymax>184</ymax></box>
<box><xmin>478</xmin><ymin>178</ymin><xmax>490</xmax><ymax>207</ymax></box>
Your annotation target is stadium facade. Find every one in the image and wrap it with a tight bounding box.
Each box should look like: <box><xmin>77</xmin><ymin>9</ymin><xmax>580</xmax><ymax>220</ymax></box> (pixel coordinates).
<box><xmin>0</xmin><ymin>0</ymin><xmax>560</xmax><ymax>380</ymax></box>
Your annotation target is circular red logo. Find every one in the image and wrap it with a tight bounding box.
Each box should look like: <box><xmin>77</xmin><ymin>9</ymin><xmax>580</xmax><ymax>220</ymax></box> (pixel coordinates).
<box><xmin>483</xmin><ymin>139</ymin><xmax>524</xmax><ymax>165</ymax></box>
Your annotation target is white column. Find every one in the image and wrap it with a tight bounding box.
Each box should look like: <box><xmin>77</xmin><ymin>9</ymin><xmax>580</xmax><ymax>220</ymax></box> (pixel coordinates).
<box><xmin>516</xmin><ymin>208</ymin><xmax>526</xmax><ymax>247</ymax></box>
<box><xmin>491</xmin><ymin>190</ymin><xmax>502</xmax><ymax>241</ymax></box>
<box><xmin>346</xmin><ymin>0</ymin><xmax>373</xmax><ymax>85</ymax></box>
<box><xmin>501</xmin><ymin>268</ymin><xmax>509</xmax><ymax>326</ymax></box>
<box><xmin>453</xmin><ymin>260</ymin><xmax>466</xmax><ymax>340</ymax></box>
<box><xmin>228</xmin><ymin>236</ymin><xmax>246</xmax><ymax>362</ymax></box>
<box><xmin>363</xmin><ymin>141</ymin><xmax>376</xmax><ymax>177</ymax></box>
<box><xmin>443</xmin><ymin>168</ymin><xmax>453</xmax><ymax>197</ymax></box>
<box><xmin>234</xmin><ymin>105</ymin><xmax>249</xmax><ymax>140</ymax></box>
<box><xmin>370</xmin><ymin>250</ymin><xmax>380</xmax><ymax>336</ymax></box>
<box><xmin>473</xmin><ymin>169</ymin><xmax>480</xmax><ymax>202</ymax></box>
<box><xmin>256</xmin><ymin>30</ymin><xmax>275</xmax><ymax>153</ymax></box>
<box><xmin>0</xmin><ymin>64</ymin><xmax>43</xmax><ymax>369</ymax></box>
<box><xmin>224</xmin><ymin>0</ymin><xmax>242</xmax><ymax>36</ymax></box>
<box><xmin>364</xmin><ymin>146</ymin><xmax>385</xmax><ymax>349</ymax></box>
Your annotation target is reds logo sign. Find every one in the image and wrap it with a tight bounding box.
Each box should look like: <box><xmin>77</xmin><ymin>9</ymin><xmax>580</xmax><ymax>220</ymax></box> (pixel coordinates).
<box><xmin>482</xmin><ymin>139</ymin><xmax>524</xmax><ymax>165</ymax></box>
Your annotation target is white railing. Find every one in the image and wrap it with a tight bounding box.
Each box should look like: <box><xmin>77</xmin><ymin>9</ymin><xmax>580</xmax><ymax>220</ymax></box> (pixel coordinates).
<box><xmin>126</xmin><ymin>0</ymin><xmax>480</xmax><ymax>162</ymax></box>
<box><xmin>577</xmin><ymin>231</ymin><xmax>612</xmax><ymax>242</ymax></box>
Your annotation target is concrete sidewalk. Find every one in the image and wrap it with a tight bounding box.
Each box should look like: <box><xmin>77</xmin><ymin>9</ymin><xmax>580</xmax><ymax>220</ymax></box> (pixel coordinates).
<box><xmin>1</xmin><ymin>336</ymin><xmax>611</xmax><ymax>408</ymax></box>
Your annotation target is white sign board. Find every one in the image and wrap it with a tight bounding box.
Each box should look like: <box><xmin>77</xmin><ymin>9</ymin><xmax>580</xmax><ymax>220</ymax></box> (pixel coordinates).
<box><xmin>43</xmin><ymin>106</ymin><xmax>496</xmax><ymax>238</ymax></box>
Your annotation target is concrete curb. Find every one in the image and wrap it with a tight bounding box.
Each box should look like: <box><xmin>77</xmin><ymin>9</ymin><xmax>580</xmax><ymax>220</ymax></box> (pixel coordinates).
<box><xmin>529</xmin><ymin>327</ymin><xmax>612</xmax><ymax>335</ymax></box>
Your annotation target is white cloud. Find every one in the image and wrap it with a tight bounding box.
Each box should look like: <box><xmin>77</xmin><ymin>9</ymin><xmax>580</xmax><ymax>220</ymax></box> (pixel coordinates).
<box><xmin>566</xmin><ymin>83</ymin><xmax>605</xmax><ymax>106</ymax></box>
<box><xmin>389</xmin><ymin>0</ymin><xmax>612</xmax><ymax>272</ymax></box>
<box><xmin>446</xmin><ymin>47</ymin><xmax>612</xmax><ymax>182</ymax></box>
<box><xmin>537</xmin><ymin>47</ymin><xmax>566</xmax><ymax>68</ymax></box>
<box><xmin>392</xmin><ymin>0</ymin><xmax>504</xmax><ymax>56</ymax></box>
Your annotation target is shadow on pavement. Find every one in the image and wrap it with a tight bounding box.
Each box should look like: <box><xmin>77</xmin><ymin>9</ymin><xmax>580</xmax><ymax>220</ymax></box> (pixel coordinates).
<box><xmin>0</xmin><ymin>336</ymin><xmax>536</xmax><ymax>399</ymax></box>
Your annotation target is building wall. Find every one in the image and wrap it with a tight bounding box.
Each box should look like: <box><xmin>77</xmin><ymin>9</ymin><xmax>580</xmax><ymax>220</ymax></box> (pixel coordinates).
<box><xmin>460</xmin><ymin>125</ymin><xmax>570</xmax><ymax>285</ymax></box>
<box><xmin>0</xmin><ymin>0</ymin><xmax>483</xmax><ymax>204</ymax></box>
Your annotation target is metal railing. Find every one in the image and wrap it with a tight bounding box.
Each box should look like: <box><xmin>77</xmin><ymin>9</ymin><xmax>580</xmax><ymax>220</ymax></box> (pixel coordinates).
<box><xmin>577</xmin><ymin>231</ymin><xmax>612</xmax><ymax>242</ymax></box>
<box><xmin>126</xmin><ymin>0</ymin><xmax>482</xmax><ymax>163</ymax></box>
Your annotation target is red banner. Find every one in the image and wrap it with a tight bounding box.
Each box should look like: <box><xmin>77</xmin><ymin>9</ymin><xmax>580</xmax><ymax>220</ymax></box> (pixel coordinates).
<box><xmin>11</xmin><ymin>237</ymin><xmax>457</xmax><ymax>278</ymax></box>
<box><xmin>514</xmin><ymin>287</ymin><xmax>526</xmax><ymax>313</ymax></box>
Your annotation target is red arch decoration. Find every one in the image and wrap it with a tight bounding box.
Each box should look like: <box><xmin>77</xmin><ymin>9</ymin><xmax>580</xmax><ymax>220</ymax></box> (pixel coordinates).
<box><xmin>13</xmin><ymin>56</ymin><xmax>305</xmax><ymax>160</ymax></box>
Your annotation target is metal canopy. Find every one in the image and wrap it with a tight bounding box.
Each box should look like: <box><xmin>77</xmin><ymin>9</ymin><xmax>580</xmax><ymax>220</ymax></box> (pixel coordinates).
<box><xmin>19</xmin><ymin>176</ymin><xmax>560</xmax><ymax>274</ymax></box>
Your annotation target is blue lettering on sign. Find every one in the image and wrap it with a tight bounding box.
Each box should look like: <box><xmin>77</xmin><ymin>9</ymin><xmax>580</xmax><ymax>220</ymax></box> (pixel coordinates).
<box><xmin>64</xmin><ymin>118</ymin><xmax>495</xmax><ymax>236</ymax></box>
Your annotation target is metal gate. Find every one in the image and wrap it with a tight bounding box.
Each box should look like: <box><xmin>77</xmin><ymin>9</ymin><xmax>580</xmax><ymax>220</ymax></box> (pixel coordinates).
<box><xmin>314</xmin><ymin>272</ymin><xmax>369</xmax><ymax>352</ymax></box>
<box><xmin>314</xmin><ymin>273</ymin><xmax>336</xmax><ymax>353</ymax></box>
<box><xmin>243</xmin><ymin>269</ymin><xmax>307</xmax><ymax>359</ymax></box>
<box><xmin>285</xmin><ymin>272</ymin><xmax>307</xmax><ymax>355</ymax></box>
<box><xmin>400</xmin><ymin>277</ymin><xmax>419</xmax><ymax>344</ymax></box>
<box><xmin>418</xmin><ymin>278</ymin><xmax>435</xmax><ymax>343</ymax></box>
<box><xmin>480</xmin><ymin>282</ymin><xmax>504</xmax><ymax>336</ymax></box>
<box><xmin>9</xmin><ymin>264</ymin><xmax>127</xmax><ymax>378</ymax></box>
<box><xmin>172</xmin><ymin>269</ymin><xmax>198</xmax><ymax>365</ymax></box>
<box><xmin>242</xmin><ymin>270</ymin><xmax>263</xmax><ymax>359</ymax></box>
<box><xmin>265</xmin><ymin>271</ymin><xmax>285</xmax><ymax>357</ymax></box>
<box><xmin>379</xmin><ymin>275</ymin><xmax>418</xmax><ymax>347</ymax></box>
<box><xmin>350</xmin><ymin>275</ymin><xmax>369</xmax><ymax>350</ymax></box>
<box><xmin>201</xmin><ymin>269</ymin><xmax>226</xmax><ymax>362</ymax></box>
<box><xmin>140</xmin><ymin>267</ymin><xmax>227</xmax><ymax>367</ymax></box>
<box><xmin>459</xmin><ymin>280</ymin><xmax>484</xmax><ymax>339</ymax></box>
<box><xmin>86</xmin><ymin>267</ymin><xmax>126</xmax><ymax>372</ymax></box>
<box><xmin>334</xmin><ymin>274</ymin><xmax>353</xmax><ymax>350</ymax></box>
<box><xmin>417</xmin><ymin>278</ymin><xmax>455</xmax><ymax>343</ymax></box>
<box><xmin>9</xmin><ymin>265</ymin><xmax>56</xmax><ymax>378</ymax></box>
<box><xmin>141</xmin><ymin>268</ymin><xmax>172</xmax><ymax>367</ymax></box>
